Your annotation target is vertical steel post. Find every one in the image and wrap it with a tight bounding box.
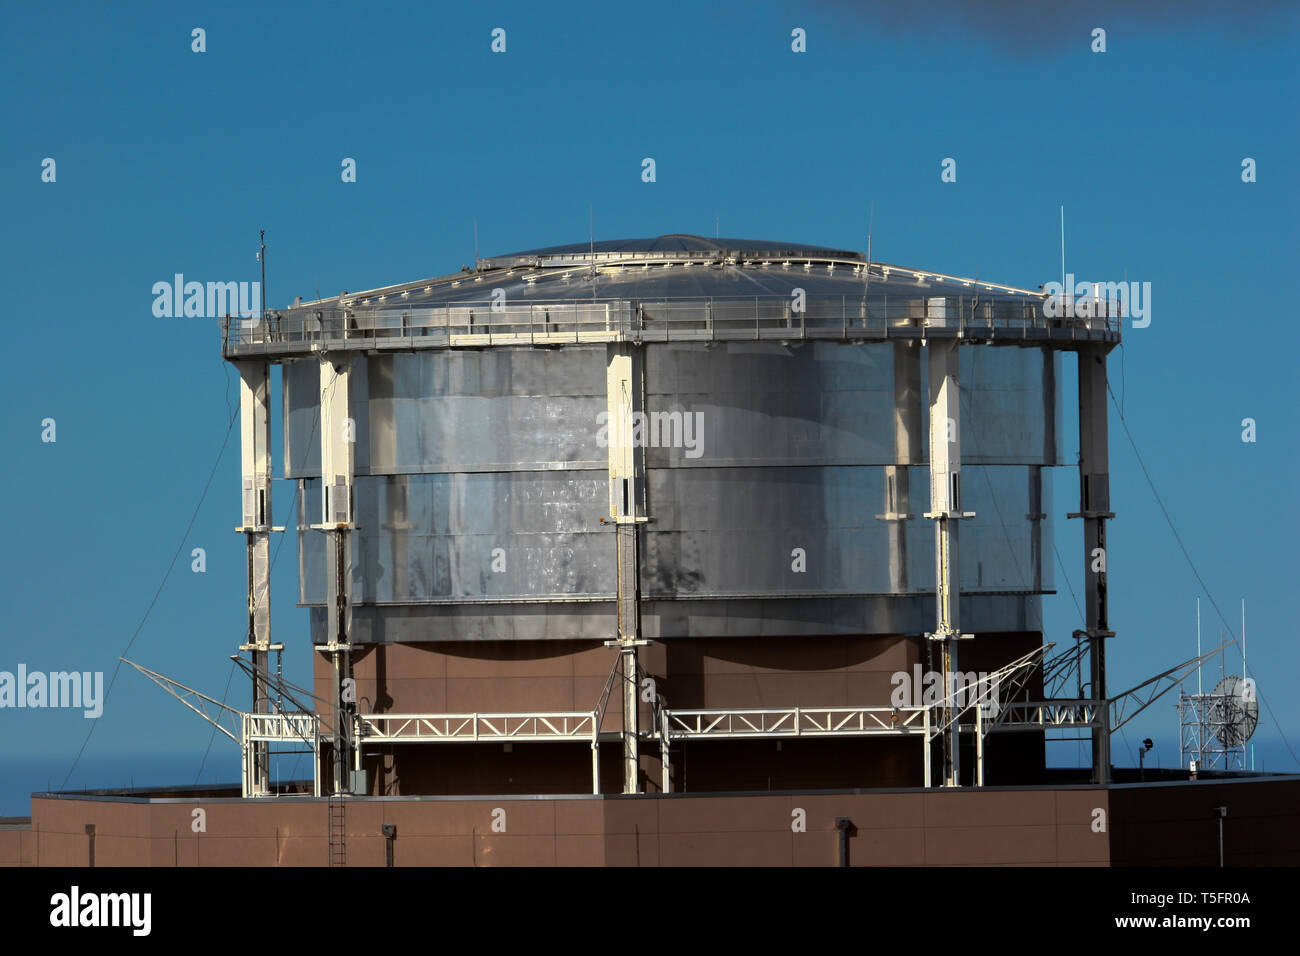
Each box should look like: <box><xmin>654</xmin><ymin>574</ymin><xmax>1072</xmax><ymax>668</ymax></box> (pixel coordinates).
<box><xmin>661</xmin><ymin>710</ymin><xmax>671</xmax><ymax>794</ymax></box>
<box><xmin>618</xmin><ymin>528</ymin><xmax>641</xmax><ymax>794</ymax></box>
<box><xmin>925</xmin><ymin>338</ymin><xmax>971</xmax><ymax>788</ymax></box>
<box><xmin>606</xmin><ymin>344</ymin><xmax>648</xmax><ymax>794</ymax></box>
<box><xmin>320</xmin><ymin>354</ymin><xmax>355</xmax><ymax>795</ymax></box>
<box><xmin>923</xmin><ymin>706</ymin><xmax>932</xmax><ymax>788</ymax></box>
<box><xmin>1073</xmin><ymin>345</ymin><xmax>1115</xmax><ymax>785</ymax></box>
<box><xmin>236</xmin><ymin>360</ymin><xmax>274</xmax><ymax>797</ymax></box>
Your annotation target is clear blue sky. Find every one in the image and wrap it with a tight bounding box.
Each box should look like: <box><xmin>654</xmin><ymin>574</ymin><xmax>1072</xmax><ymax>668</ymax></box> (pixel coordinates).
<box><xmin>1</xmin><ymin>1</ymin><xmax>1296</xmax><ymax>808</ymax></box>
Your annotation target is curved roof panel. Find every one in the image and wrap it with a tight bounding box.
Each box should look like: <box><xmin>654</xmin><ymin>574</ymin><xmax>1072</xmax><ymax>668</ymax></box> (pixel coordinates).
<box><xmin>494</xmin><ymin>234</ymin><xmax>866</xmax><ymax>259</ymax></box>
<box><xmin>289</xmin><ymin>235</ymin><xmax>1046</xmax><ymax>311</ymax></box>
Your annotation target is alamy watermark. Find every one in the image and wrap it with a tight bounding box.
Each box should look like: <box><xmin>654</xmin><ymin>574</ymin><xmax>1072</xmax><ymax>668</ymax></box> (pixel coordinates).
<box><xmin>50</xmin><ymin>886</ymin><xmax>150</xmax><ymax>935</ymax></box>
<box><xmin>890</xmin><ymin>665</ymin><xmax>1001</xmax><ymax>717</ymax></box>
<box><xmin>152</xmin><ymin>275</ymin><xmax>261</xmax><ymax>319</ymax></box>
<box><xmin>0</xmin><ymin>665</ymin><xmax>104</xmax><ymax>718</ymax></box>
<box><xmin>596</xmin><ymin>406</ymin><xmax>704</xmax><ymax>459</ymax></box>
<box><xmin>1042</xmin><ymin>273</ymin><xmax>1151</xmax><ymax>328</ymax></box>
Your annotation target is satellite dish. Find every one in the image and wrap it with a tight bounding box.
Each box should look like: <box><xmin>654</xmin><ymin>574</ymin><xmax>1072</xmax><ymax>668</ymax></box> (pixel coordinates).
<box><xmin>1210</xmin><ymin>675</ymin><xmax>1258</xmax><ymax>747</ymax></box>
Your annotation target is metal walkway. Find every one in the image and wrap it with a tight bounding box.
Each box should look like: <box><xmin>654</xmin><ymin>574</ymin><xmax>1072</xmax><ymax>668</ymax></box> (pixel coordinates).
<box><xmin>221</xmin><ymin>295</ymin><xmax>1121</xmax><ymax>359</ymax></box>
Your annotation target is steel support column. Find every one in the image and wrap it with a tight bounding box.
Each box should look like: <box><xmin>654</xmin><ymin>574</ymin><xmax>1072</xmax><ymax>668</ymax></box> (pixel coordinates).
<box><xmin>320</xmin><ymin>354</ymin><xmax>356</xmax><ymax>795</ymax></box>
<box><xmin>235</xmin><ymin>360</ymin><xmax>274</xmax><ymax>796</ymax></box>
<box><xmin>881</xmin><ymin>341</ymin><xmax>921</xmax><ymax>591</ymax></box>
<box><xmin>1073</xmin><ymin>345</ymin><xmax>1115</xmax><ymax>784</ymax></box>
<box><xmin>925</xmin><ymin>339</ymin><xmax>972</xmax><ymax>788</ymax></box>
<box><xmin>661</xmin><ymin>710</ymin><xmax>672</xmax><ymax>794</ymax></box>
<box><xmin>606</xmin><ymin>343</ymin><xmax>647</xmax><ymax>795</ymax></box>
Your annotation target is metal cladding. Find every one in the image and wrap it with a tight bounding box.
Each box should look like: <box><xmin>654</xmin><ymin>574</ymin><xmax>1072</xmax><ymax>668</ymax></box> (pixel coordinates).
<box><xmin>220</xmin><ymin>235</ymin><xmax>1121</xmax><ymax>645</ymax></box>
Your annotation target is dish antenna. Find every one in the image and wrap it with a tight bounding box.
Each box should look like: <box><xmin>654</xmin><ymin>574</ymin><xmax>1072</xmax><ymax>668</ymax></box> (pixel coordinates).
<box><xmin>1209</xmin><ymin>675</ymin><xmax>1258</xmax><ymax>748</ymax></box>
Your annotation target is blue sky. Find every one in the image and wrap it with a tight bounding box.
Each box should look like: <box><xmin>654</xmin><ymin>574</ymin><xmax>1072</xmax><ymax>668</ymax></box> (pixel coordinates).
<box><xmin>1</xmin><ymin>1</ymin><xmax>1297</xmax><ymax>808</ymax></box>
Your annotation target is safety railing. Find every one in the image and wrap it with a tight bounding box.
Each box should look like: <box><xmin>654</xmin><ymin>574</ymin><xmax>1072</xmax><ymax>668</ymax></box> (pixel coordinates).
<box><xmin>355</xmin><ymin>711</ymin><xmax>598</xmax><ymax>743</ymax></box>
<box><xmin>663</xmin><ymin>705</ymin><xmax>929</xmax><ymax>739</ymax></box>
<box><xmin>221</xmin><ymin>293</ymin><xmax>1122</xmax><ymax>355</ymax></box>
<box><xmin>240</xmin><ymin>712</ymin><xmax>320</xmax><ymax>742</ymax></box>
<box><xmin>988</xmin><ymin>699</ymin><xmax>1100</xmax><ymax>731</ymax></box>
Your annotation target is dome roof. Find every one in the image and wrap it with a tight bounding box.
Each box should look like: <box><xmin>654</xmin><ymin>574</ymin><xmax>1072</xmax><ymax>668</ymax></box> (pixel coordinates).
<box><xmin>490</xmin><ymin>234</ymin><xmax>865</xmax><ymax>261</ymax></box>
<box><xmin>293</xmin><ymin>235</ymin><xmax>1043</xmax><ymax>311</ymax></box>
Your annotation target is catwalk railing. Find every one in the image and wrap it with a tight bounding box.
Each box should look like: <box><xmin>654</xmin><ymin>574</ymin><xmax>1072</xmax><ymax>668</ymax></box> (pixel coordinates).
<box><xmin>355</xmin><ymin>712</ymin><xmax>598</xmax><ymax>743</ymax></box>
<box><xmin>663</xmin><ymin>705</ymin><xmax>930</xmax><ymax>739</ymax></box>
<box><xmin>221</xmin><ymin>293</ymin><xmax>1122</xmax><ymax>357</ymax></box>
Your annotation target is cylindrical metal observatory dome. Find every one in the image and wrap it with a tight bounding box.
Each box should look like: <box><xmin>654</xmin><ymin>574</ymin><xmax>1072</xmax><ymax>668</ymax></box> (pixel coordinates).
<box><xmin>222</xmin><ymin>235</ymin><xmax>1115</xmax><ymax>648</ymax></box>
<box><xmin>222</xmin><ymin>233</ymin><xmax>1124</xmax><ymax>797</ymax></box>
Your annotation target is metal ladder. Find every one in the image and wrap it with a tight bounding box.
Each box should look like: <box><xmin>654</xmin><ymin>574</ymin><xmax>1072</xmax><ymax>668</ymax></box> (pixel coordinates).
<box><xmin>328</xmin><ymin>795</ymin><xmax>346</xmax><ymax>867</ymax></box>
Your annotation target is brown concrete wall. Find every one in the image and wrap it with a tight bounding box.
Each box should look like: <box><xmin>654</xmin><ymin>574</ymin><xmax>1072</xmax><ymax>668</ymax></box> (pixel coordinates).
<box><xmin>1108</xmin><ymin>778</ymin><xmax>1300</xmax><ymax>866</ymax></box>
<box><xmin>322</xmin><ymin>633</ymin><xmax>1042</xmax><ymax>713</ymax></box>
<box><xmin>27</xmin><ymin>777</ymin><xmax>1300</xmax><ymax>867</ymax></box>
<box><xmin>23</xmin><ymin>784</ymin><xmax>1116</xmax><ymax>867</ymax></box>
<box><xmin>317</xmin><ymin>640</ymin><xmax>650</xmax><ymax>717</ymax></box>
<box><xmin>29</xmin><ymin>796</ymin><xmax>332</xmax><ymax>867</ymax></box>
<box><xmin>0</xmin><ymin>826</ymin><xmax>35</xmax><ymax>866</ymax></box>
<box><xmin>359</xmin><ymin>736</ymin><xmax>933</xmax><ymax>796</ymax></box>
<box><xmin>317</xmin><ymin>632</ymin><xmax>1044</xmax><ymax>795</ymax></box>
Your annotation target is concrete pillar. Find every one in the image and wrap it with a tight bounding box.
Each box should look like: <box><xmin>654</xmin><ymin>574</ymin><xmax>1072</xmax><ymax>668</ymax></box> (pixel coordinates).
<box><xmin>236</xmin><ymin>360</ymin><xmax>273</xmax><ymax>796</ymax></box>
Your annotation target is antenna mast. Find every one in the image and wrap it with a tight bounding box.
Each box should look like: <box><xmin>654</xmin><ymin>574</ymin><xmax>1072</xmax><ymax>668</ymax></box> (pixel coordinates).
<box><xmin>864</xmin><ymin>201</ymin><xmax>874</xmax><ymax>298</ymax></box>
<box><xmin>589</xmin><ymin>205</ymin><xmax>597</xmax><ymax>293</ymax></box>
<box><xmin>259</xmin><ymin>229</ymin><xmax>266</xmax><ymax>319</ymax></box>
<box><xmin>1059</xmin><ymin>206</ymin><xmax>1065</xmax><ymax>294</ymax></box>
<box><xmin>1197</xmin><ymin>597</ymin><xmax>1202</xmax><ymax>696</ymax></box>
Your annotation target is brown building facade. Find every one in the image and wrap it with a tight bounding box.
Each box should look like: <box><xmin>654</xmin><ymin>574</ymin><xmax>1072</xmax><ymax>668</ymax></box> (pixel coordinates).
<box><xmin>4</xmin><ymin>776</ymin><xmax>1297</xmax><ymax>867</ymax></box>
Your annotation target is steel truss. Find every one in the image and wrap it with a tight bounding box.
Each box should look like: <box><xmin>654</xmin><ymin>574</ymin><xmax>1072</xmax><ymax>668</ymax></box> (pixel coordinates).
<box><xmin>1178</xmin><ymin>690</ymin><xmax>1248</xmax><ymax>771</ymax></box>
<box><xmin>663</xmin><ymin>706</ymin><xmax>928</xmax><ymax>739</ymax></box>
<box><xmin>987</xmin><ymin>643</ymin><xmax>1229</xmax><ymax>748</ymax></box>
<box><xmin>356</xmin><ymin>712</ymin><xmax>597</xmax><ymax>743</ymax></box>
<box><xmin>241</xmin><ymin>713</ymin><xmax>322</xmax><ymax>797</ymax></box>
<box><xmin>130</xmin><ymin>638</ymin><xmax>1230</xmax><ymax>799</ymax></box>
<box><xmin>991</xmin><ymin>700</ymin><xmax>1100</xmax><ymax>731</ymax></box>
<box><xmin>124</xmin><ymin>658</ymin><xmax>322</xmax><ymax>797</ymax></box>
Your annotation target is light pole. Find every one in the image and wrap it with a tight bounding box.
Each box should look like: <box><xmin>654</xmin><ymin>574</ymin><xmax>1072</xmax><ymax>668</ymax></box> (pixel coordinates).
<box><xmin>1138</xmin><ymin>738</ymin><xmax>1154</xmax><ymax>782</ymax></box>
